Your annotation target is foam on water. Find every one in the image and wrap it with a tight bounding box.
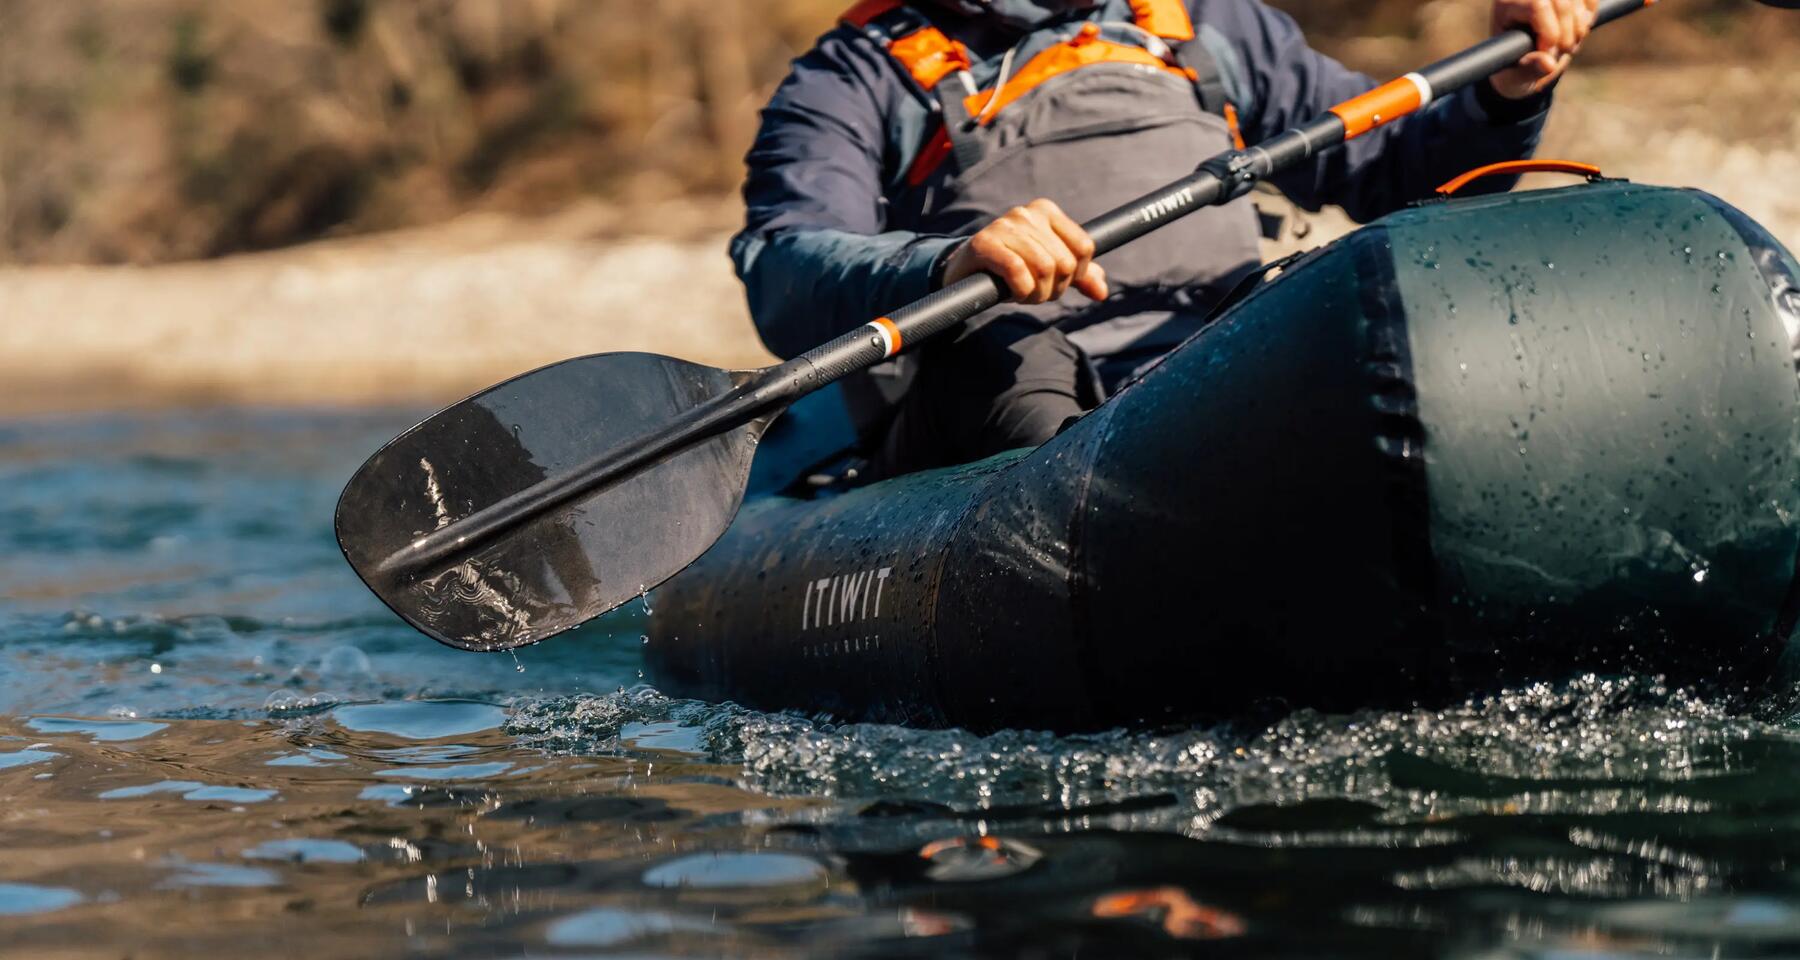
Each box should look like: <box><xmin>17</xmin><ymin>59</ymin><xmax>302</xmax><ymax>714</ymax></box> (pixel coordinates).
<box><xmin>506</xmin><ymin>674</ymin><xmax>1772</xmax><ymax>837</ymax></box>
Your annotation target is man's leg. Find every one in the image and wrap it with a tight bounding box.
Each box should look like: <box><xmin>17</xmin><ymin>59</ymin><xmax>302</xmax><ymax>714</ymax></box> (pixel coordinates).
<box><xmin>869</xmin><ymin>313</ymin><xmax>1092</xmax><ymax>478</ymax></box>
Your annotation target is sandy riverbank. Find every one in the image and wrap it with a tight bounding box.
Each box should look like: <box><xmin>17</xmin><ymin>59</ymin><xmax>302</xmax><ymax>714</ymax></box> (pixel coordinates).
<box><xmin>3</xmin><ymin>65</ymin><xmax>1795</xmax><ymax>418</ymax></box>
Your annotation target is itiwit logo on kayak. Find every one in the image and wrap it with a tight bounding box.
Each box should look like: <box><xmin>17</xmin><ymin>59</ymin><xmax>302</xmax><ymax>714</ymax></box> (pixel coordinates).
<box><xmin>801</xmin><ymin>566</ymin><xmax>892</xmax><ymax>632</ymax></box>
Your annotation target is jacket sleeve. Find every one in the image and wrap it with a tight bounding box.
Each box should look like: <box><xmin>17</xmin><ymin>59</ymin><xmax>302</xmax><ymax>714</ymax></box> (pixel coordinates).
<box><xmin>1197</xmin><ymin>0</ymin><xmax>1552</xmax><ymax>222</ymax></box>
<box><xmin>730</xmin><ymin>29</ymin><xmax>962</xmax><ymax>360</ymax></box>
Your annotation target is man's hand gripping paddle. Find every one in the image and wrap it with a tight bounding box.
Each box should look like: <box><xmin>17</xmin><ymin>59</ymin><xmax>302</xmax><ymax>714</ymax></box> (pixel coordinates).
<box><xmin>336</xmin><ymin>0</ymin><xmax>1676</xmax><ymax>651</ymax></box>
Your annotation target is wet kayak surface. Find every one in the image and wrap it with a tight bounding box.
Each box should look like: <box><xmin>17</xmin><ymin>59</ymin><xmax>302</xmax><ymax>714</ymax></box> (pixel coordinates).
<box><xmin>6</xmin><ymin>411</ymin><xmax>1800</xmax><ymax>958</ymax></box>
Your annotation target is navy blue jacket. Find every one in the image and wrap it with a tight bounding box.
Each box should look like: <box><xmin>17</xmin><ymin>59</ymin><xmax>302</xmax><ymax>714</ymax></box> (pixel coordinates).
<box><xmin>733</xmin><ymin>0</ymin><xmax>1551</xmax><ymax>359</ymax></box>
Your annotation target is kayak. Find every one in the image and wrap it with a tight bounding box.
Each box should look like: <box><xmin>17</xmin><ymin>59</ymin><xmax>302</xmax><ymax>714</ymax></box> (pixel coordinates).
<box><xmin>652</xmin><ymin>178</ymin><xmax>1800</xmax><ymax>733</ymax></box>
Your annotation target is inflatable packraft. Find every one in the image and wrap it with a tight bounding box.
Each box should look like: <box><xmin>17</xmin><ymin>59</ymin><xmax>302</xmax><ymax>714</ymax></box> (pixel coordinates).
<box><xmin>644</xmin><ymin>181</ymin><xmax>1800</xmax><ymax>732</ymax></box>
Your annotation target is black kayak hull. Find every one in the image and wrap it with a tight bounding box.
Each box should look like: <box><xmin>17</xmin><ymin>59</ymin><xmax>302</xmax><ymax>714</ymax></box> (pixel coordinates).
<box><xmin>647</xmin><ymin>182</ymin><xmax>1800</xmax><ymax>732</ymax></box>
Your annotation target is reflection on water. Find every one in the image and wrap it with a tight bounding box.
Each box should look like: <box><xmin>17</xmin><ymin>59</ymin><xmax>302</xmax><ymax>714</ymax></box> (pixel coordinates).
<box><xmin>0</xmin><ymin>883</ymin><xmax>83</xmax><ymax>916</ymax></box>
<box><xmin>5</xmin><ymin>411</ymin><xmax>1800</xmax><ymax>956</ymax></box>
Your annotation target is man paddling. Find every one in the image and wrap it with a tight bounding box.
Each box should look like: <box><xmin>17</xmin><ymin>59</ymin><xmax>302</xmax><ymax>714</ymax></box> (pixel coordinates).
<box><xmin>733</xmin><ymin>0</ymin><xmax>1595</xmax><ymax>476</ymax></box>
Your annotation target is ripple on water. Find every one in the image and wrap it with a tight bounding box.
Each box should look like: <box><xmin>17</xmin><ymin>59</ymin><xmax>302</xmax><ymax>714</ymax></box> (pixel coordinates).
<box><xmin>242</xmin><ymin>839</ymin><xmax>365</xmax><ymax>864</ymax></box>
<box><xmin>24</xmin><ymin>717</ymin><xmax>167</xmax><ymax>742</ymax></box>
<box><xmin>619</xmin><ymin>720</ymin><xmax>707</xmax><ymax>755</ymax></box>
<box><xmin>544</xmin><ymin>907</ymin><xmax>717</xmax><ymax>947</ymax></box>
<box><xmin>159</xmin><ymin>861</ymin><xmax>281</xmax><ymax>889</ymax></box>
<box><xmin>0</xmin><ymin>883</ymin><xmax>82</xmax><ymax>916</ymax></box>
<box><xmin>357</xmin><ymin>784</ymin><xmax>418</xmax><ymax>805</ymax></box>
<box><xmin>0</xmin><ymin>748</ymin><xmax>58</xmax><ymax>769</ymax></box>
<box><xmin>640</xmin><ymin>852</ymin><xmax>828</xmax><ymax>890</ymax></box>
<box><xmin>331</xmin><ymin>701</ymin><xmax>507</xmax><ymax>740</ymax></box>
<box><xmin>373</xmin><ymin>762</ymin><xmax>512</xmax><ymax>781</ymax></box>
<box><xmin>265</xmin><ymin>748</ymin><xmax>347</xmax><ymax>767</ymax></box>
<box><xmin>98</xmin><ymin>780</ymin><xmax>277</xmax><ymax>803</ymax></box>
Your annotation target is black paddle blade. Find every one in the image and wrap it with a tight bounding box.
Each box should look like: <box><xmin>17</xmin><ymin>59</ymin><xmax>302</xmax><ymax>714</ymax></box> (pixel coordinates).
<box><xmin>335</xmin><ymin>353</ymin><xmax>758</xmax><ymax>652</ymax></box>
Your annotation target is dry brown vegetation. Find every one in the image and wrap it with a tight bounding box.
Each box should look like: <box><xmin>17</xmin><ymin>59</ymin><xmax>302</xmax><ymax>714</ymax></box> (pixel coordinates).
<box><xmin>0</xmin><ymin>0</ymin><xmax>842</xmax><ymax>265</ymax></box>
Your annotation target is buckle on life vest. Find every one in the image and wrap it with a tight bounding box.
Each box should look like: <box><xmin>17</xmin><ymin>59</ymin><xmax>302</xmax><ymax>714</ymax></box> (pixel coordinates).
<box><xmin>1127</xmin><ymin>0</ymin><xmax>1196</xmax><ymax>41</ymax></box>
<box><xmin>888</xmin><ymin>28</ymin><xmax>972</xmax><ymax>90</ymax></box>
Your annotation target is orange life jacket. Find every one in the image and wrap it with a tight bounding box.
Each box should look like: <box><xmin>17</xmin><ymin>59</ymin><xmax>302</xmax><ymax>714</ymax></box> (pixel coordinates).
<box><xmin>840</xmin><ymin>0</ymin><xmax>1244</xmax><ymax>185</ymax></box>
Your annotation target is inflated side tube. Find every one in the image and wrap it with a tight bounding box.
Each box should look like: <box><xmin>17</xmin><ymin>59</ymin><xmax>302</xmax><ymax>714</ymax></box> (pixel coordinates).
<box><xmin>646</xmin><ymin>182</ymin><xmax>1800</xmax><ymax>731</ymax></box>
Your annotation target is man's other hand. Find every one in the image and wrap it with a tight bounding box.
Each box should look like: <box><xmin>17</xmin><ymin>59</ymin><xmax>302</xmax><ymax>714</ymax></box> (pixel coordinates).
<box><xmin>1489</xmin><ymin>0</ymin><xmax>1598</xmax><ymax>99</ymax></box>
<box><xmin>941</xmin><ymin>199</ymin><xmax>1109</xmax><ymax>304</ymax></box>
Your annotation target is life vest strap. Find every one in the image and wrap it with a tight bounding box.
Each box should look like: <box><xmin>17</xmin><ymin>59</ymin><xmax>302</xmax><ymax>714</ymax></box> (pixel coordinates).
<box><xmin>955</xmin><ymin>29</ymin><xmax>1195</xmax><ymax>127</ymax></box>
<box><xmin>841</xmin><ymin>0</ymin><xmax>971</xmax><ymax>91</ymax></box>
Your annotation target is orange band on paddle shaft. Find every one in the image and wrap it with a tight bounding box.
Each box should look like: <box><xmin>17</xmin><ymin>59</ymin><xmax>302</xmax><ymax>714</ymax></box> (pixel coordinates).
<box><xmin>1329</xmin><ymin>76</ymin><xmax>1425</xmax><ymax>139</ymax></box>
<box><xmin>872</xmin><ymin>317</ymin><xmax>903</xmax><ymax>357</ymax></box>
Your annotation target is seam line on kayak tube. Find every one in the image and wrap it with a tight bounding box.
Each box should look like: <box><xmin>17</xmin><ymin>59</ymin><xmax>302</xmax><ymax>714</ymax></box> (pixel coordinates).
<box><xmin>923</xmin><ymin>462</ymin><xmax>1004</xmax><ymax>726</ymax></box>
<box><xmin>1064</xmin><ymin>400</ymin><xmax>1123</xmax><ymax>729</ymax></box>
<box><xmin>1351</xmin><ymin>224</ymin><xmax>1446</xmax><ymax>696</ymax></box>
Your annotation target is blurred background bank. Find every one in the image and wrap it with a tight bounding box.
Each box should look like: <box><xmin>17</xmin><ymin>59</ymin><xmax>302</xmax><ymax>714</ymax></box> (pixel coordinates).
<box><xmin>1</xmin><ymin>0</ymin><xmax>1795</xmax><ymax>416</ymax></box>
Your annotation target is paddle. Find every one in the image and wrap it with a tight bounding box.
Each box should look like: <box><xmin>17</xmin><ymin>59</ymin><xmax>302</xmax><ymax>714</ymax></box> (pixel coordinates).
<box><xmin>337</xmin><ymin>0</ymin><xmax>1662</xmax><ymax>651</ymax></box>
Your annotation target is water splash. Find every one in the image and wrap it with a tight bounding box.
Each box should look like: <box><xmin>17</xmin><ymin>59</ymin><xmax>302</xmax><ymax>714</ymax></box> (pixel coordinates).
<box><xmin>507</xmin><ymin>675</ymin><xmax>1767</xmax><ymax>834</ymax></box>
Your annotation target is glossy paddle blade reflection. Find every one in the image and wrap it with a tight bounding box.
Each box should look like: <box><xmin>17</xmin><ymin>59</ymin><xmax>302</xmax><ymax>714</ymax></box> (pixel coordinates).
<box><xmin>335</xmin><ymin>353</ymin><xmax>758</xmax><ymax>651</ymax></box>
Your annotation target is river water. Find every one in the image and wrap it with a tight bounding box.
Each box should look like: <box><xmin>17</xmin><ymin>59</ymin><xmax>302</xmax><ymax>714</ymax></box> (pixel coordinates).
<box><xmin>5</xmin><ymin>410</ymin><xmax>1800</xmax><ymax>958</ymax></box>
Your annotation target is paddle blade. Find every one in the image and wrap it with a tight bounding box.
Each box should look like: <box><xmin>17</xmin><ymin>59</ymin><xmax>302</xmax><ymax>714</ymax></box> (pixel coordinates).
<box><xmin>335</xmin><ymin>353</ymin><xmax>758</xmax><ymax>651</ymax></box>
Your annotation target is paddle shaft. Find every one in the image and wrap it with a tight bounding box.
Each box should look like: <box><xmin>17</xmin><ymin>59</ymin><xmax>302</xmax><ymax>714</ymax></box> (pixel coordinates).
<box><xmin>377</xmin><ymin>0</ymin><xmax>1649</xmax><ymax>579</ymax></box>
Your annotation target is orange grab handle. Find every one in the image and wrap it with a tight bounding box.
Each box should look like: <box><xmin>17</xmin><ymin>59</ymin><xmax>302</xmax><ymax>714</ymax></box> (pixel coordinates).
<box><xmin>1436</xmin><ymin>160</ymin><xmax>1604</xmax><ymax>197</ymax></box>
